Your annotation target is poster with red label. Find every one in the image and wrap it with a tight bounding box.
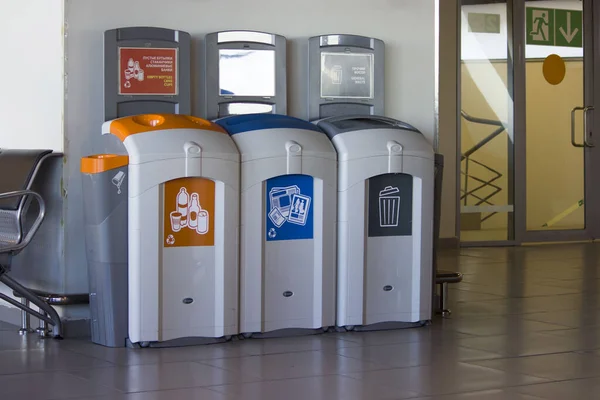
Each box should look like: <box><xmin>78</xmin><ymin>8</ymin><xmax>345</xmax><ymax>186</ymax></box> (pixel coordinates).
<box><xmin>118</xmin><ymin>47</ymin><xmax>178</xmax><ymax>96</ymax></box>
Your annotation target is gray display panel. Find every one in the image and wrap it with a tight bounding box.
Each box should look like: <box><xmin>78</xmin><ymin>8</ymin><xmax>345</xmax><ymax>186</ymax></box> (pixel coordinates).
<box><xmin>205</xmin><ymin>31</ymin><xmax>287</xmax><ymax>120</ymax></box>
<box><xmin>308</xmin><ymin>34</ymin><xmax>384</xmax><ymax>121</ymax></box>
<box><xmin>104</xmin><ymin>27</ymin><xmax>191</xmax><ymax>121</ymax></box>
<box><xmin>320</xmin><ymin>53</ymin><xmax>374</xmax><ymax>99</ymax></box>
<box><xmin>219</xmin><ymin>49</ymin><xmax>276</xmax><ymax>97</ymax></box>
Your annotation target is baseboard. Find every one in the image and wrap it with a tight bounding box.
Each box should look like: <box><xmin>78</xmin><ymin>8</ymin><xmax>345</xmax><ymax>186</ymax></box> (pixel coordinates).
<box><xmin>439</xmin><ymin>237</ymin><xmax>459</xmax><ymax>249</ymax></box>
<box><xmin>0</xmin><ymin>303</ymin><xmax>90</xmax><ymax>338</ymax></box>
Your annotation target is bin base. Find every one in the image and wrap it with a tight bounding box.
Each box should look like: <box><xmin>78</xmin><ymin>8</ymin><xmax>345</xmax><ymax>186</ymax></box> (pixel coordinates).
<box><xmin>239</xmin><ymin>327</ymin><xmax>332</xmax><ymax>340</ymax></box>
<box><xmin>341</xmin><ymin>321</ymin><xmax>429</xmax><ymax>332</ymax></box>
<box><xmin>126</xmin><ymin>335</ymin><xmax>233</xmax><ymax>348</ymax></box>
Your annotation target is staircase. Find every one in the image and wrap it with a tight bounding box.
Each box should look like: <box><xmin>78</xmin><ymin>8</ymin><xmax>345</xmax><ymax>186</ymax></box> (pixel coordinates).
<box><xmin>460</xmin><ymin>110</ymin><xmax>508</xmax><ymax>225</ymax></box>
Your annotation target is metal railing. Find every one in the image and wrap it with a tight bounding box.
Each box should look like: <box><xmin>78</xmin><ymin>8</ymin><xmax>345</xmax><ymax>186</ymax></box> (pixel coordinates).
<box><xmin>461</xmin><ymin>110</ymin><xmax>507</xmax><ymax>223</ymax></box>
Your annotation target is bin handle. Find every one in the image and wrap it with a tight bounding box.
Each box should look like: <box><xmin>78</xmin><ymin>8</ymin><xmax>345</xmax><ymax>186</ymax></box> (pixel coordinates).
<box><xmin>320</xmin><ymin>115</ymin><xmax>421</xmax><ymax>133</ymax></box>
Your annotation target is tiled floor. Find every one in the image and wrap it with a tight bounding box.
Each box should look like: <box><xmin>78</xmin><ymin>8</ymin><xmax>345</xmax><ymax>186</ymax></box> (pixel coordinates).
<box><xmin>2</xmin><ymin>243</ymin><xmax>600</xmax><ymax>399</ymax></box>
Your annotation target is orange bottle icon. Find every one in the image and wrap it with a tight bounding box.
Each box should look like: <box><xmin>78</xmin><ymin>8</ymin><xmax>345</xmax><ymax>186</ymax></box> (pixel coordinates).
<box><xmin>177</xmin><ymin>187</ymin><xmax>189</xmax><ymax>227</ymax></box>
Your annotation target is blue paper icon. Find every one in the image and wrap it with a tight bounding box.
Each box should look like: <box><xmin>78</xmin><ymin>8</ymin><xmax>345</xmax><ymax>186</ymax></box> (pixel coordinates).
<box><xmin>266</xmin><ymin>175</ymin><xmax>314</xmax><ymax>242</ymax></box>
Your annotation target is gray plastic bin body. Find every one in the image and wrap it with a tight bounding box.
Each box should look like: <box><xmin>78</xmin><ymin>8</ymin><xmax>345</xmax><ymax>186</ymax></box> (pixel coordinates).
<box><xmin>82</xmin><ymin>159</ymin><xmax>129</xmax><ymax>347</ymax></box>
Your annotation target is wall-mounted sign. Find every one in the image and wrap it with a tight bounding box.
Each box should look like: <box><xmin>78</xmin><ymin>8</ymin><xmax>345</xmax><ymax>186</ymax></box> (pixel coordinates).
<box><xmin>468</xmin><ymin>13</ymin><xmax>501</xmax><ymax>34</ymax></box>
<box><xmin>526</xmin><ymin>7</ymin><xmax>582</xmax><ymax>48</ymax></box>
<box><xmin>119</xmin><ymin>47</ymin><xmax>178</xmax><ymax>95</ymax></box>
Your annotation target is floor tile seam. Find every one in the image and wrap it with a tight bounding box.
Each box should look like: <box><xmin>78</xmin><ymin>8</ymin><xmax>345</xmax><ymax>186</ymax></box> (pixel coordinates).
<box><xmin>457</xmin><ymin>347</ymin><xmax>588</xmax><ymax>360</ymax></box>
<box><xmin>506</xmin><ymin>375</ymin><xmax>600</xmax><ymax>394</ymax></box>
<box><xmin>329</xmin><ymin>336</ymin><xmax>482</xmax><ymax>350</ymax></box>
<box><xmin>61</xmin><ymin>346</ymin><xmax>343</xmax><ymax>364</ymax></box>
<box><xmin>334</xmin><ymin>353</ymin><xmax>432</xmax><ymax>372</ymax></box>
<box><xmin>193</xmin><ymin>370</ymin><xmax>374</xmax><ymax>387</ymax></box>
<box><xmin>448</xmin><ymin>326</ymin><xmax>577</xmax><ymax>337</ymax></box>
<box><xmin>337</xmin><ymin>365</ymin><xmax>551</xmax><ymax>399</ymax></box>
<box><xmin>50</xmin><ymin>370</ymin><xmax>128</xmax><ymax>395</ymax></box>
<box><xmin>197</xmin><ymin>374</ymin><xmax>428</xmax><ymax>399</ymax></box>
<box><xmin>240</xmin><ymin>347</ymin><xmax>348</xmax><ymax>358</ymax></box>
<box><xmin>460</xmin><ymin>362</ymin><xmax>583</xmax><ymax>382</ymax></box>
<box><xmin>191</xmin><ymin>351</ymin><xmax>401</xmax><ymax>374</ymax></box>
<box><xmin>0</xmin><ymin>358</ymin><xmax>125</xmax><ymax>377</ymax></box>
<box><xmin>333</xmin><ymin>372</ymin><xmax>427</xmax><ymax>399</ymax></box>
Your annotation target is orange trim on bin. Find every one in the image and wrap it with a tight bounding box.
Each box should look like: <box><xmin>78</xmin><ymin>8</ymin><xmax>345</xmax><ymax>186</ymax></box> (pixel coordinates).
<box><xmin>81</xmin><ymin>154</ymin><xmax>129</xmax><ymax>174</ymax></box>
<box><xmin>108</xmin><ymin>114</ymin><xmax>226</xmax><ymax>142</ymax></box>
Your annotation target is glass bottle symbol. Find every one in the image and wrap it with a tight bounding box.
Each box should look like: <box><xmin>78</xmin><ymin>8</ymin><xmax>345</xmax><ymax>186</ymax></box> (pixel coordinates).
<box><xmin>177</xmin><ymin>188</ymin><xmax>189</xmax><ymax>227</ymax></box>
<box><xmin>188</xmin><ymin>193</ymin><xmax>200</xmax><ymax>229</ymax></box>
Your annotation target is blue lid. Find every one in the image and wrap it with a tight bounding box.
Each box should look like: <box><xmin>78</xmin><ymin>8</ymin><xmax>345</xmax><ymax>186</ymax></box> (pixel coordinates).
<box><xmin>216</xmin><ymin>114</ymin><xmax>324</xmax><ymax>135</ymax></box>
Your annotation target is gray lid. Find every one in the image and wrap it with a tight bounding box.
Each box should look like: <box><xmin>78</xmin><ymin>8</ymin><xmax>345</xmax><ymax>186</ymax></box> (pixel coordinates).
<box><xmin>316</xmin><ymin>115</ymin><xmax>421</xmax><ymax>139</ymax></box>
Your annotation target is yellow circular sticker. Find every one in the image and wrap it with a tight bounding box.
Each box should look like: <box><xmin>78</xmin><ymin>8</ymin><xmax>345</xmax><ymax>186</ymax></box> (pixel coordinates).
<box><xmin>543</xmin><ymin>54</ymin><xmax>566</xmax><ymax>85</ymax></box>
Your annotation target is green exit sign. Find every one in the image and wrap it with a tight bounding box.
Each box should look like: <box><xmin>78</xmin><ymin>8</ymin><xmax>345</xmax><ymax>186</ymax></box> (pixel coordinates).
<box><xmin>468</xmin><ymin>13</ymin><xmax>501</xmax><ymax>34</ymax></box>
<box><xmin>526</xmin><ymin>7</ymin><xmax>583</xmax><ymax>48</ymax></box>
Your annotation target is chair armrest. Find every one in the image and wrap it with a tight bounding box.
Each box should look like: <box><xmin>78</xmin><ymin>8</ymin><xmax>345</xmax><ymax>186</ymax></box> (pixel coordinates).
<box><xmin>0</xmin><ymin>190</ymin><xmax>46</xmax><ymax>253</ymax></box>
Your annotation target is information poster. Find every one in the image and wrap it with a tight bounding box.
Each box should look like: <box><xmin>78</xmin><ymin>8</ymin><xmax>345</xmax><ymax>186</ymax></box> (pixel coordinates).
<box><xmin>320</xmin><ymin>52</ymin><xmax>374</xmax><ymax>99</ymax></box>
<box><xmin>265</xmin><ymin>175</ymin><xmax>314</xmax><ymax>242</ymax></box>
<box><xmin>119</xmin><ymin>47</ymin><xmax>178</xmax><ymax>95</ymax></box>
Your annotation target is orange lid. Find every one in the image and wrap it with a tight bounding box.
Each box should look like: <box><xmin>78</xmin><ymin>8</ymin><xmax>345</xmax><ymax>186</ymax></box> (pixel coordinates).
<box><xmin>81</xmin><ymin>154</ymin><xmax>129</xmax><ymax>174</ymax></box>
<box><xmin>107</xmin><ymin>114</ymin><xmax>226</xmax><ymax>142</ymax></box>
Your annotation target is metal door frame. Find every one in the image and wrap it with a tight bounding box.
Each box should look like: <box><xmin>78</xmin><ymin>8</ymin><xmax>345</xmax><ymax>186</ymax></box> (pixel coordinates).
<box><xmin>513</xmin><ymin>0</ymin><xmax>600</xmax><ymax>243</ymax></box>
<box><xmin>457</xmin><ymin>0</ymin><xmax>518</xmax><ymax>247</ymax></box>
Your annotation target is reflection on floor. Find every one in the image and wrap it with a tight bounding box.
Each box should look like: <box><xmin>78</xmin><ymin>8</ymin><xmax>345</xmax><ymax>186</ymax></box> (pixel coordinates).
<box><xmin>2</xmin><ymin>243</ymin><xmax>600</xmax><ymax>399</ymax></box>
<box><xmin>460</xmin><ymin>228</ymin><xmax>508</xmax><ymax>242</ymax></box>
<box><xmin>461</xmin><ymin>226</ymin><xmax>586</xmax><ymax>243</ymax></box>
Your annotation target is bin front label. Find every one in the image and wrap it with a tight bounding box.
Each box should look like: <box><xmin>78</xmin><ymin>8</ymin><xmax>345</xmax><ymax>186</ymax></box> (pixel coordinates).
<box><xmin>368</xmin><ymin>173</ymin><xmax>413</xmax><ymax>237</ymax></box>
<box><xmin>163</xmin><ymin>177</ymin><xmax>215</xmax><ymax>247</ymax></box>
<box><xmin>118</xmin><ymin>47</ymin><xmax>178</xmax><ymax>96</ymax></box>
<box><xmin>266</xmin><ymin>175</ymin><xmax>314</xmax><ymax>242</ymax></box>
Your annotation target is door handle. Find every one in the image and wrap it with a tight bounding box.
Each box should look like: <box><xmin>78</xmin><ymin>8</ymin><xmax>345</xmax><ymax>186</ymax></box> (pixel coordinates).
<box><xmin>571</xmin><ymin>106</ymin><xmax>586</xmax><ymax>148</ymax></box>
<box><xmin>584</xmin><ymin>106</ymin><xmax>595</xmax><ymax>147</ymax></box>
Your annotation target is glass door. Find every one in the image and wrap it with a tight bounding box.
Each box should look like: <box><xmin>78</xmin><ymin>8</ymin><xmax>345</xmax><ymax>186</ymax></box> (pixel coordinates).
<box><xmin>514</xmin><ymin>0</ymin><xmax>600</xmax><ymax>243</ymax></box>
<box><xmin>459</xmin><ymin>0</ymin><xmax>515</xmax><ymax>245</ymax></box>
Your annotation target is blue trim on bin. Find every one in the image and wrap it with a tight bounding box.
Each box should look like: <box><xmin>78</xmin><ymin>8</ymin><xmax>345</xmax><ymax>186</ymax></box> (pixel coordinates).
<box><xmin>216</xmin><ymin>114</ymin><xmax>325</xmax><ymax>135</ymax></box>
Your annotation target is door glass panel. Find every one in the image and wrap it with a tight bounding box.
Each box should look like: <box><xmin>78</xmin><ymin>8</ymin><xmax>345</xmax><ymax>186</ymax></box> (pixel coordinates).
<box><xmin>460</xmin><ymin>1</ymin><xmax>514</xmax><ymax>242</ymax></box>
<box><xmin>525</xmin><ymin>0</ymin><xmax>584</xmax><ymax>231</ymax></box>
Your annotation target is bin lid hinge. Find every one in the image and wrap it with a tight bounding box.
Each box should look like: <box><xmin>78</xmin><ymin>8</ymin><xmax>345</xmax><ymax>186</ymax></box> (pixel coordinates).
<box><xmin>387</xmin><ymin>140</ymin><xmax>403</xmax><ymax>173</ymax></box>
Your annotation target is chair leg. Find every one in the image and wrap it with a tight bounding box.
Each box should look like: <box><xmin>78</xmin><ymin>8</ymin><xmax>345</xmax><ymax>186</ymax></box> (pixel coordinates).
<box><xmin>0</xmin><ymin>273</ymin><xmax>62</xmax><ymax>338</ymax></box>
<box><xmin>18</xmin><ymin>298</ymin><xmax>33</xmax><ymax>335</ymax></box>
<box><xmin>440</xmin><ymin>282</ymin><xmax>451</xmax><ymax>318</ymax></box>
<box><xmin>37</xmin><ymin>308</ymin><xmax>48</xmax><ymax>337</ymax></box>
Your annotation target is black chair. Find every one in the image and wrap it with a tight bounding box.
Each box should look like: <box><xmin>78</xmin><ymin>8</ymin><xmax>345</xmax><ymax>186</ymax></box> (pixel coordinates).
<box><xmin>0</xmin><ymin>149</ymin><xmax>62</xmax><ymax>338</ymax></box>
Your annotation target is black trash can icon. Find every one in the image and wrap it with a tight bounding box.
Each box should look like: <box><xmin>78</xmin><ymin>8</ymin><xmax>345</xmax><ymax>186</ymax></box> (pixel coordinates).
<box><xmin>379</xmin><ymin>186</ymin><xmax>401</xmax><ymax>227</ymax></box>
